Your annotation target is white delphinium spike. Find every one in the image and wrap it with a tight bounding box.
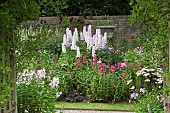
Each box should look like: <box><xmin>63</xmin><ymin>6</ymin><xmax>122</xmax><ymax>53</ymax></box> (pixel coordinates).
<box><xmin>92</xmin><ymin>46</ymin><xmax>96</xmax><ymax>57</ymax></box>
<box><xmin>71</xmin><ymin>34</ymin><xmax>77</xmax><ymax>50</ymax></box>
<box><xmin>94</xmin><ymin>35</ymin><xmax>98</xmax><ymax>49</ymax></box>
<box><xmin>62</xmin><ymin>43</ymin><xmax>66</xmax><ymax>53</ymax></box>
<box><xmin>101</xmin><ymin>32</ymin><xmax>107</xmax><ymax>49</ymax></box>
<box><xmin>88</xmin><ymin>25</ymin><xmax>92</xmax><ymax>38</ymax></box>
<box><xmin>98</xmin><ymin>35</ymin><xmax>102</xmax><ymax>49</ymax></box>
<box><xmin>89</xmin><ymin>36</ymin><xmax>94</xmax><ymax>50</ymax></box>
<box><xmin>83</xmin><ymin>26</ymin><xmax>86</xmax><ymax>39</ymax></box>
<box><xmin>63</xmin><ymin>34</ymin><xmax>68</xmax><ymax>46</ymax></box>
<box><xmin>76</xmin><ymin>47</ymin><xmax>81</xmax><ymax>58</ymax></box>
<box><xmin>74</xmin><ymin>28</ymin><xmax>78</xmax><ymax>42</ymax></box>
<box><xmin>80</xmin><ymin>32</ymin><xmax>84</xmax><ymax>40</ymax></box>
<box><xmin>67</xmin><ymin>29</ymin><xmax>72</xmax><ymax>44</ymax></box>
<box><xmin>66</xmin><ymin>28</ymin><xmax>70</xmax><ymax>43</ymax></box>
<box><xmin>86</xmin><ymin>36</ymin><xmax>90</xmax><ymax>50</ymax></box>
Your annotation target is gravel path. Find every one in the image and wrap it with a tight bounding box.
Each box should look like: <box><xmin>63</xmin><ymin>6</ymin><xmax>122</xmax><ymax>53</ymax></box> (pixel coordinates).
<box><xmin>56</xmin><ymin>110</ymin><xmax>135</xmax><ymax>113</ymax></box>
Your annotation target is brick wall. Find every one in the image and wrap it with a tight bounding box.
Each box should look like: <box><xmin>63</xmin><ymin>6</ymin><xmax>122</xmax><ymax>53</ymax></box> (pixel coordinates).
<box><xmin>39</xmin><ymin>16</ymin><xmax>135</xmax><ymax>39</ymax></box>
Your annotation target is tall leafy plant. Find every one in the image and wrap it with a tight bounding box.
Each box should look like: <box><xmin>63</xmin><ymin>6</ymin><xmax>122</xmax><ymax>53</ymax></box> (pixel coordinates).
<box><xmin>129</xmin><ymin>0</ymin><xmax>170</xmax><ymax>111</ymax></box>
<box><xmin>0</xmin><ymin>0</ymin><xmax>40</xmax><ymax>110</ymax></box>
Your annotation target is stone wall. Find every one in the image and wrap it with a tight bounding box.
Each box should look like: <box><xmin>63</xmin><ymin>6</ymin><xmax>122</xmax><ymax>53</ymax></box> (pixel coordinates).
<box><xmin>39</xmin><ymin>16</ymin><xmax>135</xmax><ymax>40</ymax></box>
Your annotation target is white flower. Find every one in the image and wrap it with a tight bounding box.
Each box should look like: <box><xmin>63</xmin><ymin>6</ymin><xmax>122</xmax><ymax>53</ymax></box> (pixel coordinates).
<box><xmin>131</xmin><ymin>93</ymin><xmax>139</xmax><ymax>99</ymax></box>
<box><xmin>76</xmin><ymin>47</ymin><xmax>81</xmax><ymax>58</ymax></box>
<box><xmin>136</xmin><ymin>70</ymin><xmax>142</xmax><ymax>76</ymax></box>
<box><xmin>145</xmin><ymin>79</ymin><xmax>150</xmax><ymax>82</ymax></box>
<box><xmin>49</xmin><ymin>77</ymin><xmax>60</xmax><ymax>88</ymax></box>
<box><xmin>128</xmin><ymin>100</ymin><xmax>131</xmax><ymax>103</ymax></box>
<box><xmin>130</xmin><ymin>86</ymin><xmax>135</xmax><ymax>90</ymax></box>
<box><xmin>56</xmin><ymin>92</ymin><xmax>62</xmax><ymax>98</ymax></box>
<box><xmin>62</xmin><ymin>43</ymin><xmax>66</xmax><ymax>53</ymax></box>
<box><xmin>143</xmin><ymin>73</ymin><xmax>150</xmax><ymax>77</ymax></box>
<box><xmin>157</xmin><ymin>78</ymin><xmax>163</xmax><ymax>84</ymax></box>
<box><xmin>140</xmin><ymin>88</ymin><xmax>146</xmax><ymax>93</ymax></box>
<box><xmin>127</xmin><ymin>80</ymin><xmax>132</xmax><ymax>85</ymax></box>
<box><xmin>157</xmin><ymin>68</ymin><xmax>163</xmax><ymax>73</ymax></box>
<box><xmin>37</xmin><ymin>68</ymin><xmax>46</xmax><ymax>78</ymax></box>
<box><xmin>92</xmin><ymin>46</ymin><xmax>96</xmax><ymax>57</ymax></box>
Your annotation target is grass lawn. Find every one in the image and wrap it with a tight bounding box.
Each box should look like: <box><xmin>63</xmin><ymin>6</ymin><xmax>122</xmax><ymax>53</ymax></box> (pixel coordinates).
<box><xmin>55</xmin><ymin>102</ymin><xmax>134</xmax><ymax>111</ymax></box>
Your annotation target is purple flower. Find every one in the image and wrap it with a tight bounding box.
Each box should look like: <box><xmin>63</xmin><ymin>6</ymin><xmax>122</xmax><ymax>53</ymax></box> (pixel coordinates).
<box><xmin>165</xmin><ymin>103</ymin><xmax>170</xmax><ymax>110</ymax></box>
<box><xmin>115</xmin><ymin>50</ymin><xmax>120</xmax><ymax>54</ymax></box>
<box><xmin>108</xmin><ymin>47</ymin><xmax>114</xmax><ymax>52</ymax></box>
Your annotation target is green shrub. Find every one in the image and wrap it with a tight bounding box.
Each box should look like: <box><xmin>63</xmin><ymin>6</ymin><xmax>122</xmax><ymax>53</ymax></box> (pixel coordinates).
<box><xmin>134</xmin><ymin>91</ymin><xmax>164</xmax><ymax>113</ymax></box>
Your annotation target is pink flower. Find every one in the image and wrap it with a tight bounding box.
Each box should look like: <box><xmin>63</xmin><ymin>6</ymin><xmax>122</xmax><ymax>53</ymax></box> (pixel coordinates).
<box><xmin>37</xmin><ymin>50</ymin><xmax>41</xmax><ymax>54</ymax></box>
<box><xmin>111</xmin><ymin>66</ymin><xmax>116</xmax><ymax>72</ymax></box>
<box><xmin>83</xmin><ymin>56</ymin><xmax>87</xmax><ymax>64</ymax></box>
<box><xmin>125</xmin><ymin>62</ymin><xmax>131</xmax><ymax>68</ymax></box>
<box><xmin>92</xmin><ymin>55</ymin><xmax>98</xmax><ymax>67</ymax></box>
<box><xmin>108</xmin><ymin>62</ymin><xmax>111</xmax><ymax>71</ymax></box>
<box><xmin>117</xmin><ymin>62</ymin><xmax>125</xmax><ymax>71</ymax></box>
<box><xmin>121</xmin><ymin>74</ymin><xmax>125</xmax><ymax>83</ymax></box>
<box><xmin>76</xmin><ymin>59</ymin><xmax>82</xmax><ymax>68</ymax></box>
<box><xmin>98</xmin><ymin>63</ymin><xmax>106</xmax><ymax>74</ymax></box>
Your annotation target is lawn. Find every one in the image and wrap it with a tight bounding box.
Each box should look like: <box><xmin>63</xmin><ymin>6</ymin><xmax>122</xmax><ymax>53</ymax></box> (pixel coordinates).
<box><xmin>55</xmin><ymin>102</ymin><xmax>134</xmax><ymax>111</ymax></box>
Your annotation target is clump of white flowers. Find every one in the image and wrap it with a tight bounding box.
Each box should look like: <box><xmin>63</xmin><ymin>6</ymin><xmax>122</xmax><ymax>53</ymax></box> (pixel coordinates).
<box><xmin>61</xmin><ymin>25</ymin><xmax>108</xmax><ymax>57</ymax></box>
<box><xmin>128</xmin><ymin>67</ymin><xmax>163</xmax><ymax>103</ymax></box>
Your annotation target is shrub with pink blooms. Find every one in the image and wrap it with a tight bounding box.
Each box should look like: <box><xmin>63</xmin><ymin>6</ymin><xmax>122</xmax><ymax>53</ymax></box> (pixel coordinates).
<box><xmin>57</xmin><ymin>53</ymin><xmax>134</xmax><ymax>102</ymax></box>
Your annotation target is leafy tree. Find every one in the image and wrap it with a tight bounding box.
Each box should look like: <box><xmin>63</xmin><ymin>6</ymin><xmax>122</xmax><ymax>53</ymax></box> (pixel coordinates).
<box><xmin>129</xmin><ymin>0</ymin><xmax>170</xmax><ymax>69</ymax></box>
<box><xmin>0</xmin><ymin>0</ymin><xmax>40</xmax><ymax>110</ymax></box>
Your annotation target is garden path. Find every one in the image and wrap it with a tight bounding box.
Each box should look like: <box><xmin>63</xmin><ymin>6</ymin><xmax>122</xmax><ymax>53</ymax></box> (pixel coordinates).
<box><xmin>56</xmin><ymin>110</ymin><xmax>135</xmax><ymax>113</ymax></box>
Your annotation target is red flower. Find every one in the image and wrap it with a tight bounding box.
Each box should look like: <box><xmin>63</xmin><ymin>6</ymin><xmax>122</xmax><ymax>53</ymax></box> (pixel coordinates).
<box><xmin>83</xmin><ymin>56</ymin><xmax>87</xmax><ymax>64</ymax></box>
<box><xmin>76</xmin><ymin>59</ymin><xmax>82</xmax><ymax>68</ymax></box>
<box><xmin>69</xmin><ymin>17</ymin><xmax>73</xmax><ymax>22</ymax></box>
<box><xmin>111</xmin><ymin>66</ymin><xmax>116</xmax><ymax>72</ymax></box>
<box><xmin>108</xmin><ymin>62</ymin><xmax>111</xmax><ymax>71</ymax></box>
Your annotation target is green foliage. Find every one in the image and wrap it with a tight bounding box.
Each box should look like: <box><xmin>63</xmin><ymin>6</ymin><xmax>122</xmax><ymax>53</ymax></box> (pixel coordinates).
<box><xmin>134</xmin><ymin>91</ymin><xmax>164</xmax><ymax>113</ymax></box>
<box><xmin>96</xmin><ymin>49</ymin><xmax>123</xmax><ymax>65</ymax></box>
<box><xmin>0</xmin><ymin>0</ymin><xmax>40</xmax><ymax>110</ymax></box>
<box><xmin>17</xmin><ymin>76</ymin><xmax>56</xmax><ymax>113</ymax></box>
<box><xmin>16</xmin><ymin>23</ymin><xmax>62</xmax><ymax>112</ymax></box>
<box><xmin>130</xmin><ymin>0</ymin><xmax>170</xmax><ymax>69</ymax></box>
<box><xmin>61</xmin><ymin>0</ymin><xmax>131</xmax><ymax>16</ymax></box>
<box><xmin>129</xmin><ymin>0</ymin><xmax>170</xmax><ymax>111</ymax></box>
<box><xmin>37</xmin><ymin>0</ymin><xmax>68</xmax><ymax>16</ymax></box>
<box><xmin>57</xmin><ymin>48</ymin><xmax>130</xmax><ymax>102</ymax></box>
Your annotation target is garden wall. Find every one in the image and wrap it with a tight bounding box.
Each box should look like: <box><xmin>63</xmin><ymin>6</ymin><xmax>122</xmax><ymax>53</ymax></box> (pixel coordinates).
<box><xmin>39</xmin><ymin>16</ymin><xmax>135</xmax><ymax>40</ymax></box>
